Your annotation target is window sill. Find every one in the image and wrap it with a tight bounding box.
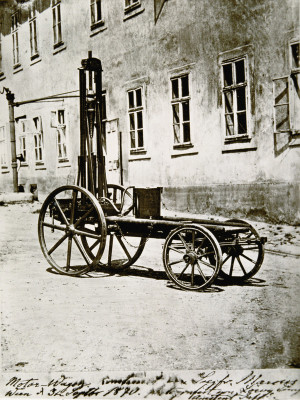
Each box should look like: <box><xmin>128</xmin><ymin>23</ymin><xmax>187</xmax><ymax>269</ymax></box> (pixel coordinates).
<box><xmin>58</xmin><ymin>159</ymin><xmax>71</xmax><ymax>167</ymax></box>
<box><xmin>130</xmin><ymin>148</ymin><xmax>147</xmax><ymax>155</ymax></box>
<box><xmin>90</xmin><ymin>20</ymin><xmax>107</xmax><ymax>37</ymax></box>
<box><xmin>13</xmin><ymin>64</ymin><xmax>23</xmax><ymax>74</ymax></box>
<box><xmin>173</xmin><ymin>142</ymin><xmax>194</xmax><ymax>150</ymax></box>
<box><xmin>30</xmin><ymin>54</ymin><xmax>41</xmax><ymax>66</ymax></box>
<box><xmin>20</xmin><ymin>163</ymin><xmax>29</xmax><ymax>167</ymax></box>
<box><xmin>129</xmin><ymin>149</ymin><xmax>150</xmax><ymax>161</ymax></box>
<box><xmin>222</xmin><ymin>136</ymin><xmax>257</xmax><ymax>153</ymax></box>
<box><xmin>53</xmin><ymin>42</ymin><xmax>66</xmax><ymax>55</ymax></box>
<box><xmin>1</xmin><ymin>166</ymin><xmax>9</xmax><ymax>173</ymax></box>
<box><xmin>124</xmin><ymin>6</ymin><xmax>144</xmax><ymax>21</ymax></box>
<box><xmin>0</xmin><ymin>72</ymin><xmax>6</xmax><ymax>81</ymax></box>
<box><xmin>35</xmin><ymin>163</ymin><xmax>46</xmax><ymax>170</ymax></box>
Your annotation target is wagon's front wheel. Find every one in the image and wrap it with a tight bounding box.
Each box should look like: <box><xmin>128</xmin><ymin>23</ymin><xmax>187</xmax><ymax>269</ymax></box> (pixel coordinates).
<box><xmin>163</xmin><ymin>224</ymin><xmax>222</xmax><ymax>291</ymax></box>
<box><xmin>38</xmin><ymin>185</ymin><xmax>107</xmax><ymax>276</ymax></box>
<box><xmin>219</xmin><ymin>219</ymin><xmax>264</xmax><ymax>282</ymax></box>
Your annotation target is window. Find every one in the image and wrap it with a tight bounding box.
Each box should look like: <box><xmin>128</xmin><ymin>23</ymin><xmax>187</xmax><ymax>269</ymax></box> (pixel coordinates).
<box><xmin>12</xmin><ymin>12</ymin><xmax>20</xmax><ymax>67</ymax></box>
<box><xmin>33</xmin><ymin>117</ymin><xmax>43</xmax><ymax>163</ymax></box>
<box><xmin>90</xmin><ymin>0</ymin><xmax>102</xmax><ymax>27</ymax></box>
<box><xmin>171</xmin><ymin>74</ymin><xmax>191</xmax><ymax>146</ymax></box>
<box><xmin>0</xmin><ymin>126</ymin><xmax>7</xmax><ymax>167</ymax></box>
<box><xmin>52</xmin><ymin>110</ymin><xmax>68</xmax><ymax>161</ymax></box>
<box><xmin>52</xmin><ymin>0</ymin><xmax>62</xmax><ymax>47</ymax></box>
<box><xmin>29</xmin><ymin>5</ymin><xmax>39</xmax><ymax>59</ymax></box>
<box><xmin>222</xmin><ymin>58</ymin><xmax>248</xmax><ymax>138</ymax></box>
<box><xmin>18</xmin><ymin>120</ymin><xmax>27</xmax><ymax>163</ymax></box>
<box><xmin>128</xmin><ymin>88</ymin><xmax>144</xmax><ymax>151</ymax></box>
<box><xmin>273</xmin><ymin>41</ymin><xmax>300</xmax><ymax>135</ymax></box>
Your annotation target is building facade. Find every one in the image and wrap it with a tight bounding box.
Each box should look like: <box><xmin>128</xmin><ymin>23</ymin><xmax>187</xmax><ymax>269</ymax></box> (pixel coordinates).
<box><xmin>0</xmin><ymin>0</ymin><xmax>299</xmax><ymax>223</ymax></box>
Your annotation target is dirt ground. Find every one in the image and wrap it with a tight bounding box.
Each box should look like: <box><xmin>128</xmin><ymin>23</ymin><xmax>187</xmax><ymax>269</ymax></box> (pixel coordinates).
<box><xmin>0</xmin><ymin>202</ymin><xmax>299</xmax><ymax>376</ymax></box>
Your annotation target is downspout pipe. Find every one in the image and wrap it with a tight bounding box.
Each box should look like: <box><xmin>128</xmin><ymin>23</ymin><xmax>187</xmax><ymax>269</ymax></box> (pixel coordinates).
<box><xmin>6</xmin><ymin>90</ymin><xmax>18</xmax><ymax>192</ymax></box>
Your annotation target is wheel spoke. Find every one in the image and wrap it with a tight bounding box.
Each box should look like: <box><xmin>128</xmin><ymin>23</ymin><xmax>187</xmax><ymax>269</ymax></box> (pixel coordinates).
<box><xmin>197</xmin><ymin>257</ymin><xmax>215</xmax><ymax>269</ymax></box>
<box><xmin>191</xmin><ymin>231</ymin><xmax>195</xmax><ymax>251</ymax></box>
<box><xmin>236</xmin><ymin>255</ymin><xmax>247</xmax><ymax>274</ymax></box>
<box><xmin>73</xmin><ymin>235</ymin><xmax>91</xmax><ymax>265</ymax></box>
<box><xmin>191</xmin><ymin>264</ymin><xmax>195</xmax><ymax>286</ymax></box>
<box><xmin>168</xmin><ymin>259</ymin><xmax>185</xmax><ymax>267</ymax></box>
<box><xmin>115</xmin><ymin>235</ymin><xmax>131</xmax><ymax>261</ymax></box>
<box><xmin>74</xmin><ymin>228</ymin><xmax>102</xmax><ymax>240</ymax></box>
<box><xmin>74</xmin><ymin>206</ymin><xmax>94</xmax><ymax>228</ymax></box>
<box><xmin>54</xmin><ymin>198</ymin><xmax>69</xmax><ymax>226</ymax></box>
<box><xmin>48</xmin><ymin>233</ymin><xmax>68</xmax><ymax>255</ymax></box>
<box><xmin>42</xmin><ymin>221</ymin><xmax>67</xmax><ymax>232</ymax></box>
<box><xmin>108</xmin><ymin>234</ymin><xmax>114</xmax><ymax>266</ymax></box>
<box><xmin>240</xmin><ymin>253</ymin><xmax>256</xmax><ymax>264</ymax></box>
<box><xmin>178</xmin><ymin>233</ymin><xmax>189</xmax><ymax>251</ymax></box>
<box><xmin>222</xmin><ymin>254</ymin><xmax>231</xmax><ymax>265</ymax></box>
<box><xmin>178</xmin><ymin>262</ymin><xmax>190</xmax><ymax>279</ymax></box>
<box><xmin>168</xmin><ymin>245</ymin><xmax>185</xmax><ymax>255</ymax></box>
<box><xmin>70</xmin><ymin>190</ymin><xmax>78</xmax><ymax>224</ymax></box>
<box><xmin>229</xmin><ymin>256</ymin><xmax>235</xmax><ymax>276</ymax></box>
<box><xmin>66</xmin><ymin>236</ymin><xmax>72</xmax><ymax>271</ymax></box>
<box><xmin>196</xmin><ymin>261</ymin><xmax>207</xmax><ymax>282</ymax></box>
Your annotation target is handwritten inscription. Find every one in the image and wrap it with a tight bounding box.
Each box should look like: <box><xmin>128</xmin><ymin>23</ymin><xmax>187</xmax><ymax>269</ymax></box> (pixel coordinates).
<box><xmin>3</xmin><ymin>371</ymin><xmax>300</xmax><ymax>399</ymax></box>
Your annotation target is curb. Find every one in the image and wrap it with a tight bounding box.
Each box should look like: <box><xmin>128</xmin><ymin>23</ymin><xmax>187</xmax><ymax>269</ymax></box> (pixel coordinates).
<box><xmin>0</xmin><ymin>192</ymin><xmax>34</xmax><ymax>204</ymax></box>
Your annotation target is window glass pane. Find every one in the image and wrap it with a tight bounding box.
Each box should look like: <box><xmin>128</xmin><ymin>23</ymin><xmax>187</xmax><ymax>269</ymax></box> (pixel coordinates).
<box><xmin>128</xmin><ymin>91</ymin><xmax>134</xmax><ymax>109</ymax></box>
<box><xmin>137</xmin><ymin>111</ymin><xmax>143</xmax><ymax>128</ymax></box>
<box><xmin>225</xmin><ymin>114</ymin><xmax>234</xmax><ymax>136</ymax></box>
<box><xmin>137</xmin><ymin>130</ymin><xmax>143</xmax><ymax>147</ymax></box>
<box><xmin>172</xmin><ymin>103</ymin><xmax>179</xmax><ymax>124</ymax></box>
<box><xmin>181</xmin><ymin>75</ymin><xmax>189</xmax><ymax>97</ymax></box>
<box><xmin>235</xmin><ymin>59</ymin><xmax>245</xmax><ymax>84</ymax></box>
<box><xmin>129</xmin><ymin>113</ymin><xmax>135</xmax><ymax>130</ymax></box>
<box><xmin>182</xmin><ymin>101</ymin><xmax>189</xmax><ymax>122</ymax></box>
<box><xmin>236</xmin><ymin>87</ymin><xmax>246</xmax><ymax>111</ymax></box>
<box><xmin>172</xmin><ymin>79</ymin><xmax>179</xmax><ymax>99</ymax></box>
<box><xmin>173</xmin><ymin>124</ymin><xmax>180</xmax><ymax>143</ymax></box>
<box><xmin>136</xmin><ymin>88</ymin><xmax>142</xmax><ymax>107</ymax></box>
<box><xmin>275</xmin><ymin>105</ymin><xmax>289</xmax><ymax>131</ymax></box>
<box><xmin>101</xmin><ymin>94</ymin><xmax>107</xmax><ymax>119</ymax></box>
<box><xmin>237</xmin><ymin>112</ymin><xmax>247</xmax><ymax>134</ymax></box>
<box><xmin>291</xmin><ymin>43</ymin><xmax>300</xmax><ymax>69</ymax></box>
<box><xmin>96</xmin><ymin>0</ymin><xmax>101</xmax><ymax>21</ymax></box>
<box><xmin>183</xmin><ymin>123</ymin><xmax>190</xmax><ymax>142</ymax></box>
<box><xmin>223</xmin><ymin>64</ymin><xmax>232</xmax><ymax>86</ymax></box>
<box><xmin>130</xmin><ymin>131</ymin><xmax>135</xmax><ymax>148</ymax></box>
<box><xmin>274</xmin><ymin>79</ymin><xmax>289</xmax><ymax>105</ymax></box>
<box><xmin>224</xmin><ymin>91</ymin><xmax>233</xmax><ymax>113</ymax></box>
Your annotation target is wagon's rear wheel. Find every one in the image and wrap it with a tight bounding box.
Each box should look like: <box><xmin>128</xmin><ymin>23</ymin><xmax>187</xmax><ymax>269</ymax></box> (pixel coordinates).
<box><xmin>163</xmin><ymin>224</ymin><xmax>222</xmax><ymax>291</ymax></box>
<box><xmin>219</xmin><ymin>219</ymin><xmax>264</xmax><ymax>282</ymax></box>
<box><xmin>38</xmin><ymin>185</ymin><xmax>107</xmax><ymax>276</ymax></box>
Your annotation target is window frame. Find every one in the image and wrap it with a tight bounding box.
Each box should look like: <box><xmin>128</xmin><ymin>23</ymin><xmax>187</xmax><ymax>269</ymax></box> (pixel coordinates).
<box><xmin>127</xmin><ymin>86</ymin><xmax>145</xmax><ymax>153</ymax></box>
<box><xmin>0</xmin><ymin>125</ymin><xmax>7</xmax><ymax>168</ymax></box>
<box><xmin>289</xmin><ymin>40</ymin><xmax>300</xmax><ymax>135</ymax></box>
<box><xmin>221</xmin><ymin>56</ymin><xmax>250</xmax><ymax>141</ymax></box>
<box><xmin>52</xmin><ymin>109</ymin><xmax>69</xmax><ymax>162</ymax></box>
<box><xmin>29</xmin><ymin>5</ymin><xmax>39</xmax><ymax>60</ymax></box>
<box><xmin>170</xmin><ymin>73</ymin><xmax>192</xmax><ymax>149</ymax></box>
<box><xmin>52</xmin><ymin>0</ymin><xmax>63</xmax><ymax>49</ymax></box>
<box><xmin>11</xmin><ymin>11</ymin><xmax>20</xmax><ymax>68</ymax></box>
<box><xmin>90</xmin><ymin>0</ymin><xmax>104</xmax><ymax>31</ymax></box>
<box><xmin>33</xmin><ymin>116</ymin><xmax>44</xmax><ymax>164</ymax></box>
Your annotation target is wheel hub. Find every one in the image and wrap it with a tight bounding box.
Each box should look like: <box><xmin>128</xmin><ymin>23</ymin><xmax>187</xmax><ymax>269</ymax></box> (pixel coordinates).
<box><xmin>66</xmin><ymin>224</ymin><xmax>75</xmax><ymax>236</ymax></box>
<box><xmin>183</xmin><ymin>251</ymin><xmax>197</xmax><ymax>264</ymax></box>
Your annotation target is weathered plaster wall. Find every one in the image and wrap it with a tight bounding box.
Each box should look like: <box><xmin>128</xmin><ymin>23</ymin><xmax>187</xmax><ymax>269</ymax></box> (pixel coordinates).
<box><xmin>0</xmin><ymin>0</ymin><xmax>299</xmax><ymax>223</ymax></box>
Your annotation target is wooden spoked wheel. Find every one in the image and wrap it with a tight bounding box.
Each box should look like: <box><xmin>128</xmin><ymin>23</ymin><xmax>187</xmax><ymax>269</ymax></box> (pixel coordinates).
<box><xmin>218</xmin><ymin>219</ymin><xmax>265</xmax><ymax>282</ymax></box>
<box><xmin>38</xmin><ymin>185</ymin><xmax>107</xmax><ymax>276</ymax></box>
<box><xmin>163</xmin><ymin>224</ymin><xmax>222</xmax><ymax>291</ymax></box>
<box><xmin>82</xmin><ymin>183</ymin><xmax>146</xmax><ymax>270</ymax></box>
